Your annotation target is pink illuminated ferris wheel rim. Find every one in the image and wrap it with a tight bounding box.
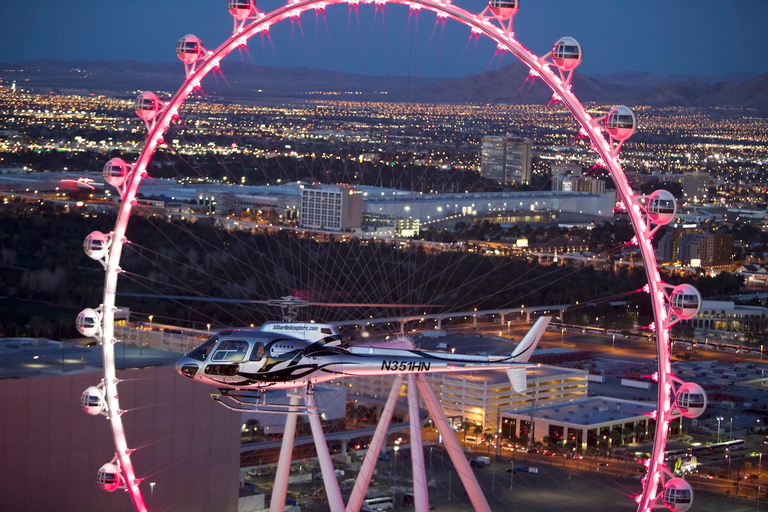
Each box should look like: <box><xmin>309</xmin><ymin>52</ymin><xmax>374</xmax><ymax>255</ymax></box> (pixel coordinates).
<box><xmin>93</xmin><ymin>1</ymin><xmax>699</xmax><ymax>511</ymax></box>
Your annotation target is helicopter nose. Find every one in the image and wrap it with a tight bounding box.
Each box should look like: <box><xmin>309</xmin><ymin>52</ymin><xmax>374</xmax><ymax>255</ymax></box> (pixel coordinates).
<box><xmin>176</xmin><ymin>356</ymin><xmax>199</xmax><ymax>379</ymax></box>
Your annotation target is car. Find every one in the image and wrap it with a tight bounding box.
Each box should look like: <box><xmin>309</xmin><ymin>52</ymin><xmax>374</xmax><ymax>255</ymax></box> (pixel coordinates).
<box><xmin>597</xmin><ymin>462</ymin><xmax>609</xmax><ymax>467</ymax></box>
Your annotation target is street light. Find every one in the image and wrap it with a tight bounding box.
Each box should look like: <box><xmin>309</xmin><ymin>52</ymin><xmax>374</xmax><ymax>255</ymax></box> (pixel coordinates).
<box><xmin>717</xmin><ymin>416</ymin><xmax>724</xmax><ymax>444</ymax></box>
<box><xmin>612</xmin><ymin>334</ymin><xmax>616</xmax><ymax>350</ymax></box>
<box><xmin>561</xmin><ymin>327</ymin><xmax>565</xmax><ymax>344</ymax></box>
<box><xmin>730</xmin><ymin>417</ymin><xmax>733</xmax><ymax>441</ymax></box>
<box><xmin>148</xmin><ymin>315</ymin><xmax>153</xmax><ymax>329</ymax></box>
<box><xmin>150</xmin><ymin>482</ymin><xmax>156</xmax><ymax>499</ymax></box>
<box><xmin>393</xmin><ymin>442</ymin><xmax>400</xmax><ymax>484</ymax></box>
<box><xmin>507</xmin><ymin>320</ymin><xmax>511</xmax><ymax>335</ymax></box>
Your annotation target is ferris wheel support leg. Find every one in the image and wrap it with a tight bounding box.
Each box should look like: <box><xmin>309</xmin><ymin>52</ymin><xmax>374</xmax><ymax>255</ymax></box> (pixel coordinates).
<box><xmin>407</xmin><ymin>375</ymin><xmax>430</xmax><ymax>512</ymax></box>
<box><xmin>269</xmin><ymin>391</ymin><xmax>302</xmax><ymax>512</ymax></box>
<box><xmin>307</xmin><ymin>389</ymin><xmax>345</xmax><ymax>512</ymax></box>
<box><xmin>415</xmin><ymin>374</ymin><xmax>490</xmax><ymax>512</ymax></box>
<box><xmin>347</xmin><ymin>376</ymin><xmax>402</xmax><ymax>512</ymax></box>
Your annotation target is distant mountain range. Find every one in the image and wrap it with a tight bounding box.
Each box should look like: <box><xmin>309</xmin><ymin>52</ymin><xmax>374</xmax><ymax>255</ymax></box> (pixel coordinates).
<box><xmin>2</xmin><ymin>59</ymin><xmax>766</xmax><ymax>112</ymax></box>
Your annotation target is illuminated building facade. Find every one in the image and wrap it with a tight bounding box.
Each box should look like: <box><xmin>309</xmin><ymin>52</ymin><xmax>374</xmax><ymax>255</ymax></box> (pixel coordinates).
<box><xmin>678</xmin><ymin>232</ymin><xmax>734</xmax><ymax>268</ymax></box>
<box><xmin>430</xmin><ymin>365</ymin><xmax>588</xmax><ymax>430</ymax></box>
<box><xmin>300</xmin><ymin>184</ymin><xmax>363</xmax><ymax>231</ymax></box>
<box><xmin>553</xmin><ymin>175</ymin><xmax>606</xmax><ymax>195</ymax></box>
<box><xmin>395</xmin><ymin>218</ymin><xmax>420</xmax><ymax>237</ymax></box>
<box><xmin>500</xmin><ymin>396</ymin><xmax>657</xmax><ymax>450</ymax></box>
<box><xmin>682</xmin><ymin>171</ymin><xmax>710</xmax><ymax>203</ymax></box>
<box><xmin>684</xmin><ymin>300</ymin><xmax>768</xmax><ymax>334</ymax></box>
<box><xmin>481</xmin><ymin>135</ymin><xmax>532</xmax><ymax>184</ymax></box>
<box><xmin>655</xmin><ymin>224</ymin><xmax>700</xmax><ymax>263</ymax></box>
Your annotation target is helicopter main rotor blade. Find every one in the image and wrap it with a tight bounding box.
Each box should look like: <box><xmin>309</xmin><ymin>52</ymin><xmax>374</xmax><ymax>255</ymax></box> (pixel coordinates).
<box><xmin>116</xmin><ymin>292</ymin><xmax>441</xmax><ymax>308</ymax></box>
<box><xmin>117</xmin><ymin>292</ymin><xmax>271</xmax><ymax>304</ymax></box>
<box><xmin>303</xmin><ymin>302</ymin><xmax>442</xmax><ymax>308</ymax></box>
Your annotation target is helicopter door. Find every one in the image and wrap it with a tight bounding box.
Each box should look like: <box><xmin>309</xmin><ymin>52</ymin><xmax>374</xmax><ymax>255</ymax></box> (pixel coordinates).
<box><xmin>239</xmin><ymin>342</ymin><xmax>267</xmax><ymax>376</ymax></box>
<box><xmin>203</xmin><ymin>339</ymin><xmax>250</xmax><ymax>384</ymax></box>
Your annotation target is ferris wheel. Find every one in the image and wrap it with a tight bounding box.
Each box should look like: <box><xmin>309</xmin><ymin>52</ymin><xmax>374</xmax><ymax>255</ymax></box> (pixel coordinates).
<box><xmin>74</xmin><ymin>1</ymin><xmax>711</xmax><ymax>511</ymax></box>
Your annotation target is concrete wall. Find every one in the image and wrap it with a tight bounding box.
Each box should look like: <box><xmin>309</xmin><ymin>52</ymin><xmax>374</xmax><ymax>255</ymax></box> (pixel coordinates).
<box><xmin>0</xmin><ymin>366</ymin><xmax>241</xmax><ymax>512</ymax></box>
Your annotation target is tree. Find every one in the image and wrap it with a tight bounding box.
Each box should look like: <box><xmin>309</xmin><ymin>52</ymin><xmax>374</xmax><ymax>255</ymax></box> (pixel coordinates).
<box><xmin>634</xmin><ymin>423</ymin><xmax>646</xmax><ymax>443</ymax></box>
<box><xmin>743</xmin><ymin>332</ymin><xmax>767</xmax><ymax>346</ymax></box>
<box><xmin>244</xmin><ymin>418</ymin><xmax>260</xmax><ymax>442</ymax></box>
<box><xmin>461</xmin><ymin>420</ymin><xmax>471</xmax><ymax>443</ymax></box>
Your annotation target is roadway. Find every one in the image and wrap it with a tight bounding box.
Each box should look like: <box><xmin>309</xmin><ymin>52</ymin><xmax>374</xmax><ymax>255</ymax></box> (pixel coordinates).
<box><xmin>331</xmin><ymin>305</ymin><xmax>569</xmax><ymax>329</ymax></box>
<box><xmin>475</xmin><ymin>320</ymin><xmax>768</xmax><ymax>365</ymax></box>
<box><xmin>527</xmin><ymin>250</ymin><xmax>700</xmax><ymax>275</ymax></box>
<box><xmin>241</xmin><ymin>422</ymin><xmax>411</xmax><ymax>453</ymax></box>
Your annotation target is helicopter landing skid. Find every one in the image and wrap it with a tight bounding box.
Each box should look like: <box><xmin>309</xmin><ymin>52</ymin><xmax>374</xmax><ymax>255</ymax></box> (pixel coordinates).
<box><xmin>211</xmin><ymin>388</ymin><xmax>312</xmax><ymax>414</ymax></box>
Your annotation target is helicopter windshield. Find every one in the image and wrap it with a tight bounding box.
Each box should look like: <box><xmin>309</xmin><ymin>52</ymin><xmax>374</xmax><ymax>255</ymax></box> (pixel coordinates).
<box><xmin>187</xmin><ymin>335</ymin><xmax>218</xmax><ymax>362</ymax></box>
<box><xmin>211</xmin><ymin>340</ymin><xmax>249</xmax><ymax>362</ymax></box>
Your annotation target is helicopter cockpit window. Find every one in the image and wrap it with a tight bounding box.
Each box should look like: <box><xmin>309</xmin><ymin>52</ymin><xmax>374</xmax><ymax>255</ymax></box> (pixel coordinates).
<box><xmin>188</xmin><ymin>336</ymin><xmax>218</xmax><ymax>362</ymax></box>
<box><xmin>211</xmin><ymin>340</ymin><xmax>249</xmax><ymax>363</ymax></box>
<box><xmin>249</xmin><ymin>342</ymin><xmax>265</xmax><ymax>361</ymax></box>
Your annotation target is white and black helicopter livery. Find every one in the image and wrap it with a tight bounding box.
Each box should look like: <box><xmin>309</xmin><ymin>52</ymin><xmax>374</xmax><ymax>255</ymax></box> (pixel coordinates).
<box><xmin>176</xmin><ymin>316</ymin><xmax>551</xmax><ymax>409</ymax></box>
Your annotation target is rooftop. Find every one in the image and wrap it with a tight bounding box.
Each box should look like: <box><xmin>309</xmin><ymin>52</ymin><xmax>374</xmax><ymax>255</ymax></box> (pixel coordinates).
<box><xmin>0</xmin><ymin>337</ymin><xmax>179</xmax><ymax>380</ymax></box>
<box><xmin>504</xmin><ymin>396</ymin><xmax>654</xmax><ymax>427</ymax></box>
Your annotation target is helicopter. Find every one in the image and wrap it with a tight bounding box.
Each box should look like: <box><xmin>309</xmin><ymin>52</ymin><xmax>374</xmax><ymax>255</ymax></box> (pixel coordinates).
<box><xmin>175</xmin><ymin>314</ymin><xmax>551</xmax><ymax>412</ymax></box>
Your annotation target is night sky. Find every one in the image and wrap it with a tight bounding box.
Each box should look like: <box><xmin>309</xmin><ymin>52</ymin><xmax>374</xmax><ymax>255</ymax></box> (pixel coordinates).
<box><xmin>0</xmin><ymin>0</ymin><xmax>765</xmax><ymax>78</ymax></box>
